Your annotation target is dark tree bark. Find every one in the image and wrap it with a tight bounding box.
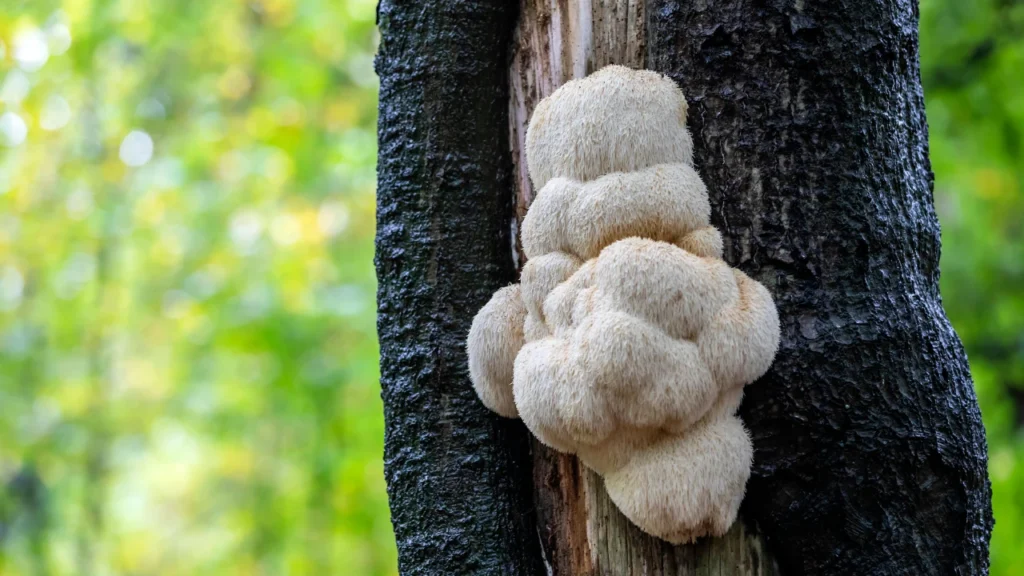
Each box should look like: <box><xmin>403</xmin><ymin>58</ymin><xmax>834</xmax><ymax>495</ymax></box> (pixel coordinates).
<box><xmin>647</xmin><ymin>0</ymin><xmax>993</xmax><ymax>574</ymax></box>
<box><xmin>376</xmin><ymin>0</ymin><xmax>993</xmax><ymax>574</ymax></box>
<box><xmin>374</xmin><ymin>2</ymin><xmax>544</xmax><ymax>574</ymax></box>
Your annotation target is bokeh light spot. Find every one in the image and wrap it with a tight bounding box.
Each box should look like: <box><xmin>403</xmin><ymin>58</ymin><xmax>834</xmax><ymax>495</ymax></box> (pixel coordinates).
<box><xmin>13</xmin><ymin>27</ymin><xmax>50</xmax><ymax>71</ymax></box>
<box><xmin>0</xmin><ymin>112</ymin><xmax>28</xmax><ymax>147</ymax></box>
<box><xmin>120</xmin><ymin>130</ymin><xmax>154</xmax><ymax>167</ymax></box>
<box><xmin>41</xmin><ymin>95</ymin><xmax>72</xmax><ymax>131</ymax></box>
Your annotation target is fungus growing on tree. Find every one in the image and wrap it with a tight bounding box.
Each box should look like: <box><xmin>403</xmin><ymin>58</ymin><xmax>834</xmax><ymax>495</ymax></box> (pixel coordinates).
<box><xmin>467</xmin><ymin>65</ymin><xmax>780</xmax><ymax>543</ymax></box>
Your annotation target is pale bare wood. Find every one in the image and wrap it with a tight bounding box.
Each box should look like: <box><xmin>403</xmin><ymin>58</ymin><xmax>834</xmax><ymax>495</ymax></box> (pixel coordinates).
<box><xmin>508</xmin><ymin>1</ymin><xmax>781</xmax><ymax>574</ymax></box>
<box><xmin>509</xmin><ymin>0</ymin><xmax>645</xmax><ymax>219</ymax></box>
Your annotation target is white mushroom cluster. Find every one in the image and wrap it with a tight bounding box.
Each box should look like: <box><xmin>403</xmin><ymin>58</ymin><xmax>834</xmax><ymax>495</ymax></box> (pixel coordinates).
<box><xmin>467</xmin><ymin>65</ymin><xmax>780</xmax><ymax>544</ymax></box>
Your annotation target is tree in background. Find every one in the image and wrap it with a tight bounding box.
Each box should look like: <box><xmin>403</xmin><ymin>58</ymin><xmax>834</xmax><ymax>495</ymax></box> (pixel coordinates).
<box><xmin>921</xmin><ymin>1</ymin><xmax>1024</xmax><ymax>573</ymax></box>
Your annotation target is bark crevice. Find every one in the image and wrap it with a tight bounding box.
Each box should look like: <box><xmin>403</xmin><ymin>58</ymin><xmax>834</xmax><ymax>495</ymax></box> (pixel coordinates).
<box><xmin>509</xmin><ymin>1</ymin><xmax>780</xmax><ymax>574</ymax></box>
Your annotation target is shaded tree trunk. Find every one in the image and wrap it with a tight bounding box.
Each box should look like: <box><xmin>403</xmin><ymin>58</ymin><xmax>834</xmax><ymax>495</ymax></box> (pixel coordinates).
<box><xmin>647</xmin><ymin>1</ymin><xmax>992</xmax><ymax>573</ymax></box>
<box><xmin>375</xmin><ymin>0</ymin><xmax>992</xmax><ymax>574</ymax></box>
<box><xmin>375</xmin><ymin>2</ymin><xmax>544</xmax><ymax>574</ymax></box>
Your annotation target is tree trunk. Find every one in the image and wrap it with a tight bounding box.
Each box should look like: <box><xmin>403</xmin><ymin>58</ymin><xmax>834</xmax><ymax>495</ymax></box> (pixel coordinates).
<box><xmin>375</xmin><ymin>2</ymin><xmax>544</xmax><ymax>574</ymax></box>
<box><xmin>647</xmin><ymin>0</ymin><xmax>992</xmax><ymax>574</ymax></box>
<box><xmin>376</xmin><ymin>0</ymin><xmax>992</xmax><ymax>574</ymax></box>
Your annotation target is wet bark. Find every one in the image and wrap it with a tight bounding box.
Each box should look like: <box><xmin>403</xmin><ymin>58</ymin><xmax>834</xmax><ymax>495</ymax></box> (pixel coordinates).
<box><xmin>647</xmin><ymin>0</ymin><xmax>993</xmax><ymax>574</ymax></box>
<box><xmin>375</xmin><ymin>2</ymin><xmax>544</xmax><ymax>574</ymax></box>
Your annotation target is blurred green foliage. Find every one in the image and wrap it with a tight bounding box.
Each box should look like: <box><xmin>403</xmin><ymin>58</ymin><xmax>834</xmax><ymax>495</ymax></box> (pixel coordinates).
<box><xmin>0</xmin><ymin>0</ymin><xmax>391</xmax><ymax>574</ymax></box>
<box><xmin>922</xmin><ymin>0</ymin><xmax>1024</xmax><ymax>573</ymax></box>
<box><xmin>0</xmin><ymin>0</ymin><xmax>1021</xmax><ymax>574</ymax></box>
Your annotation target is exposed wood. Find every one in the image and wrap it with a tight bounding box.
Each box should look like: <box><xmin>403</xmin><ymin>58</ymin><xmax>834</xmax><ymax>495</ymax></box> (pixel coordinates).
<box><xmin>509</xmin><ymin>0</ymin><xmax>646</xmax><ymax>220</ymax></box>
<box><xmin>509</xmin><ymin>1</ymin><xmax>779</xmax><ymax>574</ymax></box>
